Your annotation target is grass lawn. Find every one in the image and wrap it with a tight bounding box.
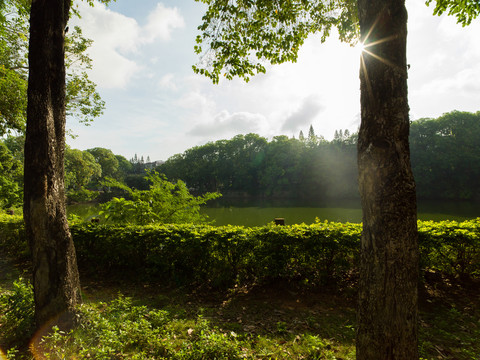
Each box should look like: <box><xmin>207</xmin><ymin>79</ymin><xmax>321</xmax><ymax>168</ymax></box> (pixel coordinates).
<box><xmin>1</xmin><ymin>256</ymin><xmax>479</xmax><ymax>359</ymax></box>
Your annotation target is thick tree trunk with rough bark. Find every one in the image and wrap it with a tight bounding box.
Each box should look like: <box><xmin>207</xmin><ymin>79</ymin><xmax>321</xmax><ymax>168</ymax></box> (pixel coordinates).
<box><xmin>24</xmin><ymin>0</ymin><xmax>82</xmax><ymax>327</ymax></box>
<box><xmin>356</xmin><ymin>0</ymin><xmax>419</xmax><ymax>359</ymax></box>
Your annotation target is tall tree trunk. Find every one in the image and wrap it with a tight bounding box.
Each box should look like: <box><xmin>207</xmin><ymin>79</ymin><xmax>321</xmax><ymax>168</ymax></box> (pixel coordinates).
<box><xmin>356</xmin><ymin>0</ymin><xmax>419</xmax><ymax>359</ymax></box>
<box><xmin>24</xmin><ymin>0</ymin><xmax>82</xmax><ymax>327</ymax></box>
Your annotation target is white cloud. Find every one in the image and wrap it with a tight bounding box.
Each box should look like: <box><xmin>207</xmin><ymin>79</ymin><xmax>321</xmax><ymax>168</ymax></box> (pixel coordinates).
<box><xmin>142</xmin><ymin>3</ymin><xmax>185</xmax><ymax>43</ymax></box>
<box><xmin>177</xmin><ymin>90</ymin><xmax>215</xmax><ymax>112</ymax></box>
<box><xmin>406</xmin><ymin>0</ymin><xmax>480</xmax><ymax>119</ymax></box>
<box><xmin>281</xmin><ymin>95</ymin><xmax>325</xmax><ymax>132</ymax></box>
<box><xmin>187</xmin><ymin>110</ymin><xmax>266</xmax><ymax>137</ymax></box>
<box><xmin>72</xmin><ymin>1</ymin><xmax>185</xmax><ymax>89</ymax></box>
<box><xmin>71</xmin><ymin>2</ymin><xmax>141</xmax><ymax>88</ymax></box>
<box><xmin>68</xmin><ymin>0</ymin><xmax>480</xmax><ymax>161</ymax></box>
<box><xmin>177</xmin><ymin>31</ymin><xmax>361</xmax><ymax>141</ymax></box>
<box><xmin>419</xmin><ymin>67</ymin><xmax>480</xmax><ymax>95</ymax></box>
<box><xmin>158</xmin><ymin>73</ymin><xmax>178</xmax><ymax>91</ymax></box>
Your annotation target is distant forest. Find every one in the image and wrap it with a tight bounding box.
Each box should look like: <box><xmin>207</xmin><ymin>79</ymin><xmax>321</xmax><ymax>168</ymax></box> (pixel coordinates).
<box><xmin>1</xmin><ymin>110</ymin><xmax>479</xmax><ymax>209</ymax></box>
<box><xmin>159</xmin><ymin>110</ymin><xmax>480</xmax><ymax>202</ymax></box>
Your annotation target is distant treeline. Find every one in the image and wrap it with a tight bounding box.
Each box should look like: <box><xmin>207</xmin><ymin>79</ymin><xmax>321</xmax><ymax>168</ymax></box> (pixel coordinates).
<box><xmin>0</xmin><ymin>136</ymin><xmax>156</xmax><ymax>208</ymax></box>
<box><xmin>160</xmin><ymin>129</ymin><xmax>358</xmax><ymax>200</ymax></box>
<box><xmin>410</xmin><ymin>111</ymin><xmax>480</xmax><ymax>201</ymax></box>
<box><xmin>159</xmin><ymin>110</ymin><xmax>480</xmax><ymax>202</ymax></box>
<box><xmin>1</xmin><ymin>110</ymin><xmax>478</xmax><ymax>209</ymax></box>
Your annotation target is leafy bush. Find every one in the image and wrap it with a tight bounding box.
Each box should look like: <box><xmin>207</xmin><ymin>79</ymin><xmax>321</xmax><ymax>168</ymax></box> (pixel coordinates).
<box><xmin>0</xmin><ymin>141</ymin><xmax>23</xmax><ymax>210</ymax></box>
<box><xmin>70</xmin><ymin>218</ymin><xmax>480</xmax><ymax>286</ymax></box>
<box><xmin>418</xmin><ymin>218</ymin><xmax>480</xmax><ymax>279</ymax></box>
<box><xmin>40</xmin><ymin>295</ymin><xmax>244</xmax><ymax>360</ymax></box>
<box><xmin>0</xmin><ymin>212</ymin><xmax>27</xmax><ymax>258</ymax></box>
<box><xmin>39</xmin><ymin>294</ymin><xmax>348</xmax><ymax>359</ymax></box>
<box><xmin>69</xmin><ymin>221</ymin><xmax>361</xmax><ymax>288</ymax></box>
<box><xmin>100</xmin><ymin>172</ymin><xmax>221</xmax><ymax>225</ymax></box>
<box><xmin>0</xmin><ymin>278</ymin><xmax>35</xmax><ymax>352</ymax></box>
<box><xmin>1</xmin><ymin>214</ymin><xmax>479</xmax><ymax>289</ymax></box>
<box><xmin>66</xmin><ymin>187</ymin><xmax>98</xmax><ymax>204</ymax></box>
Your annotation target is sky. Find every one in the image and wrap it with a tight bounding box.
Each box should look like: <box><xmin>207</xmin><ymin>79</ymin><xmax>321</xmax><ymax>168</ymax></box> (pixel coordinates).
<box><xmin>67</xmin><ymin>0</ymin><xmax>480</xmax><ymax>162</ymax></box>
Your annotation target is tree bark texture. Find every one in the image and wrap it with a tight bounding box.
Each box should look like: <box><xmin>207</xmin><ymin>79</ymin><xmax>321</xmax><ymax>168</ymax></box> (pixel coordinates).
<box><xmin>356</xmin><ymin>0</ymin><xmax>419</xmax><ymax>359</ymax></box>
<box><xmin>24</xmin><ymin>0</ymin><xmax>81</xmax><ymax>327</ymax></box>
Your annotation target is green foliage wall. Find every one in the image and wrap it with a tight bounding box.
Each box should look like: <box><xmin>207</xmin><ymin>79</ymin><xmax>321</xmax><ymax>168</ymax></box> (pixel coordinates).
<box><xmin>0</xmin><ymin>141</ymin><xmax>23</xmax><ymax>209</ymax></box>
<box><xmin>159</xmin><ymin>111</ymin><xmax>480</xmax><ymax>202</ymax></box>
<box><xmin>410</xmin><ymin>110</ymin><xmax>480</xmax><ymax>200</ymax></box>
<box><xmin>160</xmin><ymin>132</ymin><xmax>358</xmax><ymax>200</ymax></box>
<box><xmin>1</xmin><ymin>111</ymin><xmax>479</xmax><ymax>208</ymax></box>
<box><xmin>2</xmin><ymin>214</ymin><xmax>479</xmax><ymax>288</ymax></box>
<box><xmin>70</xmin><ymin>221</ymin><xmax>361</xmax><ymax>287</ymax></box>
<box><xmin>100</xmin><ymin>172</ymin><xmax>221</xmax><ymax>225</ymax></box>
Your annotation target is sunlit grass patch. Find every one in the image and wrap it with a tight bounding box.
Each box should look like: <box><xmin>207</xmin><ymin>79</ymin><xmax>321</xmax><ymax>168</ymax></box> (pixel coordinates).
<box><xmin>419</xmin><ymin>304</ymin><xmax>480</xmax><ymax>360</ymax></box>
<box><xmin>36</xmin><ymin>294</ymin><xmax>356</xmax><ymax>360</ymax></box>
<box><xmin>1</xmin><ymin>273</ymin><xmax>479</xmax><ymax>359</ymax></box>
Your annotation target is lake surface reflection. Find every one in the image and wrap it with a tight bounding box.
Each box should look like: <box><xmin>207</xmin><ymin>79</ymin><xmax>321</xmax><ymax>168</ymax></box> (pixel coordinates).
<box><xmin>68</xmin><ymin>199</ymin><xmax>480</xmax><ymax>227</ymax></box>
<box><xmin>201</xmin><ymin>199</ymin><xmax>480</xmax><ymax>226</ymax></box>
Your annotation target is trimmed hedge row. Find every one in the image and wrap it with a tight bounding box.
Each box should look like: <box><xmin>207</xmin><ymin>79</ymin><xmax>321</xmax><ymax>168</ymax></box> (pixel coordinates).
<box><xmin>70</xmin><ymin>222</ymin><xmax>361</xmax><ymax>287</ymax></box>
<box><xmin>1</xmin><ymin>213</ymin><xmax>479</xmax><ymax>287</ymax></box>
<box><xmin>419</xmin><ymin>219</ymin><xmax>480</xmax><ymax>279</ymax></box>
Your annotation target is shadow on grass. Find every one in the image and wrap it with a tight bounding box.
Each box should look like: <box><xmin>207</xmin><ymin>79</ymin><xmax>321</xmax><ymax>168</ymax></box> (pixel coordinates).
<box><xmin>1</xmin><ymin>255</ymin><xmax>479</xmax><ymax>359</ymax></box>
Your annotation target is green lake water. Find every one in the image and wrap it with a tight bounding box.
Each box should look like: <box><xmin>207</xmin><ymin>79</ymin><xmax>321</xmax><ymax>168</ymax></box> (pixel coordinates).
<box><xmin>68</xmin><ymin>200</ymin><xmax>480</xmax><ymax>227</ymax></box>
<box><xmin>202</xmin><ymin>201</ymin><xmax>480</xmax><ymax>226</ymax></box>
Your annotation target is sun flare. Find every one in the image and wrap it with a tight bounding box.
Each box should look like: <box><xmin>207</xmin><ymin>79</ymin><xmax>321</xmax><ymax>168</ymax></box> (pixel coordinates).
<box><xmin>354</xmin><ymin>42</ymin><xmax>366</xmax><ymax>56</ymax></box>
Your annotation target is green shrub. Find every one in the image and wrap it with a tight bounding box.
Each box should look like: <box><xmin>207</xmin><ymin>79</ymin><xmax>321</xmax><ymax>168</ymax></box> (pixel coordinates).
<box><xmin>66</xmin><ymin>188</ymin><xmax>98</xmax><ymax>203</ymax></box>
<box><xmin>0</xmin><ymin>212</ymin><xmax>27</xmax><ymax>258</ymax></box>
<box><xmin>100</xmin><ymin>172</ymin><xmax>221</xmax><ymax>225</ymax></box>
<box><xmin>0</xmin><ymin>277</ymin><xmax>35</xmax><ymax>351</ymax></box>
<box><xmin>71</xmin><ymin>217</ymin><xmax>480</xmax><ymax>285</ymax></box>
<box><xmin>69</xmin><ymin>221</ymin><xmax>362</xmax><ymax>288</ymax></box>
<box><xmin>1</xmin><ymin>214</ymin><xmax>479</xmax><ymax>288</ymax></box>
<box><xmin>418</xmin><ymin>218</ymin><xmax>480</xmax><ymax>279</ymax></box>
<box><xmin>41</xmin><ymin>296</ymin><xmax>244</xmax><ymax>360</ymax></box>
